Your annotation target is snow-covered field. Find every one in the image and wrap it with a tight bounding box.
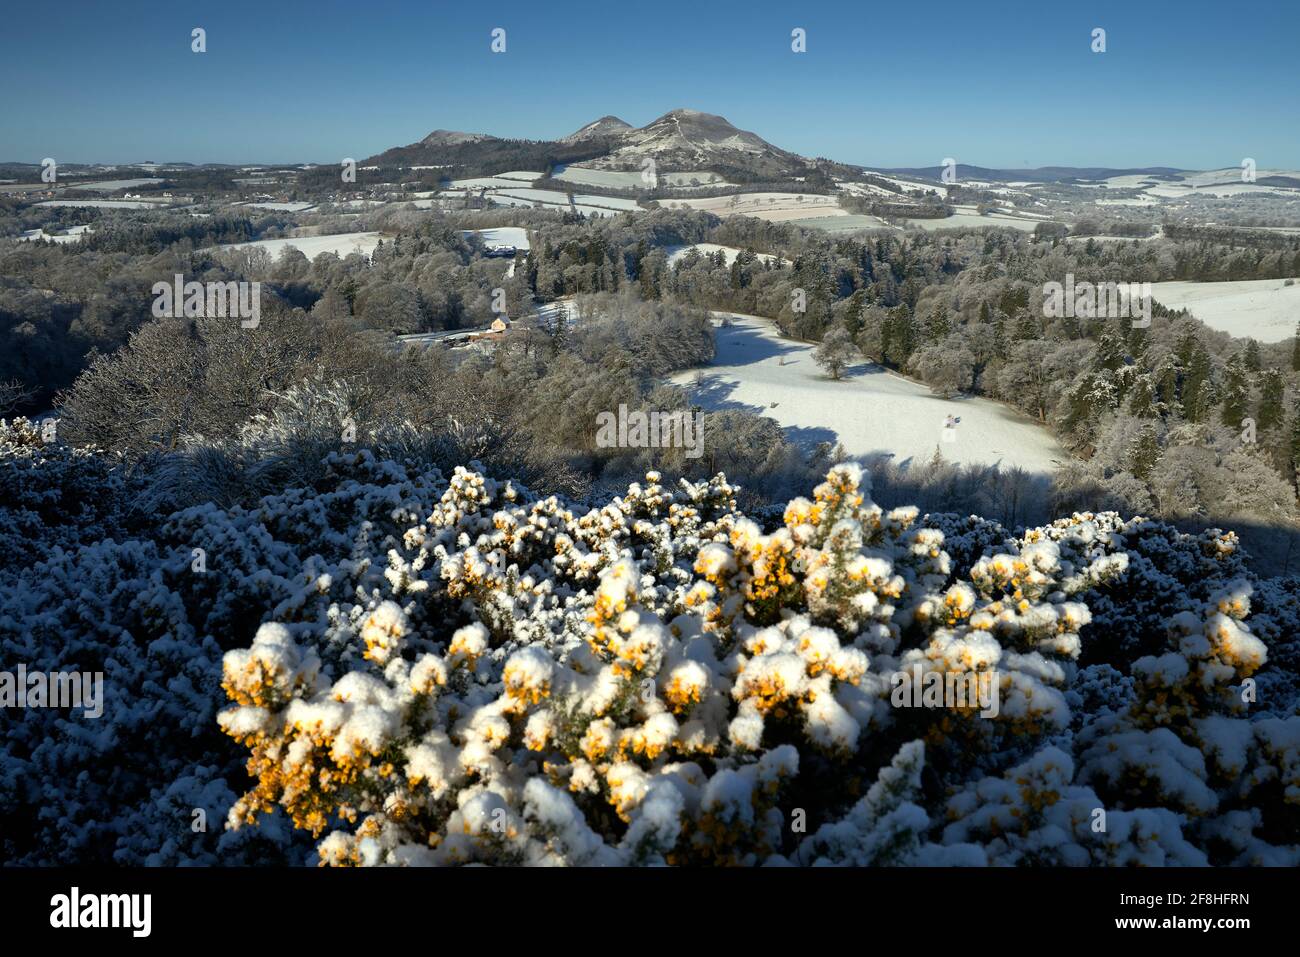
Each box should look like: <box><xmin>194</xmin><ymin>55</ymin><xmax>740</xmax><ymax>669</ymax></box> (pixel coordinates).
<box><xmin>242</xmin><ymin>201</ymin><xmax>316</xmax><ymax>212</ymax></box>
<box><xmin>1143</xmin><ymin>183</ymin><xmax>1297</xmax><ymax>200</ymax></box>
<box><xmin>449</xmin><ymin>177</ymin><xmax>540</xmax><ymax>190</ymax></box>
<box><xmin>1151</xmin><ymin>278</ymin><xmax>1300</xmax><ymax>342</ymax></box>
<box><xmin>552</xmin><ymin>165</ymin><xmax>727</xmax><ymax>189</ymax></box>
<box><xmin>672</xmin><ymin>314</ymin><xmax>1065</xmax><ymax>473</ymax></box>
<box><xmin>664</xmin><ymin>243</ymin><xmax>778</xmax><ymax>267</ymax></box>
<box><xmin>904</xmin><ymin>210</ymin><xmax>1042</xmax><ymax>232</ymax></box>
<box><xmin>65</xmin><ymin>178</ymin><xmax>165</xmax><ymax>191</ymax></box>
<box><xmin>217</xmin><ymin>231</ymin><xmax>384</xmax><ymax>260</ymax></box>
<box><xmin>16</xmin><ymin>225</ymin><xmax>93</xmax><ymax>244</ymax></box>
<box><xmin>837</xmin><ymin>181</ymin><xmax>900</xmax><ymax>199</ymax></box>
<box><xmin>667</xmin><ymin>192</ymin><xmax>845</xmax><ymax>222</ymax></box>
<box><xmin>486</xmin><ymin>194</ymin><xmax>621</xmax><ymax>217</ymax></box>
<box><xmin>465</xmin><ymin>226</ymin><xmax>530</xmax><ymax>251</ymax></box>
<box><xmin>868</xmin><ymin>174</ymin><xmax>949</xmax><ymax>199</ymax></box>
<box><xmin>492</xmin><ymin>188</ymin><xmax>642</xmax><ymax>211</ymax></box>
<box><xmin>36</xmin><ymin>199</ymin><xmax>157</xmax><ymax>209</ymax></box>
<box><xmin>789</xmin><ymin>213</ymin><xmax>892</xmax><ymax>233</ymax></box>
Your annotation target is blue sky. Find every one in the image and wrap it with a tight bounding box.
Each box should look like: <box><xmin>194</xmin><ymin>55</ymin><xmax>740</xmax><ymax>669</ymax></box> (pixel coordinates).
<box><xmin>2</xmin><ymin>0</ymin><xmax>1297</xmax><ymax>170</ymax></box>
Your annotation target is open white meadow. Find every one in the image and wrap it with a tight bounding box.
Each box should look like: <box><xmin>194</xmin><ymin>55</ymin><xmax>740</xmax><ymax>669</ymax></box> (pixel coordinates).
<box><xmin>242</xmin><ymin>201</ymin><xmax>316</xmax><ymax>212</ymax></box>
<box><xmin>491</xmin><ymin>188</ymin><xmax>642</xmax><ymax>211</ymax></box>
<box><xmin>465</xmin><ymin>226</ymin><xmax>530</xmax><ymax>250</ymax></box>
<box><xmin>791</xmin><ymin>214</ymin><xmax>895</xmax><ymax>233</ymax></box>
<box><xmin>1151</xmin><ymin>278</ymin><xmax>1300</xmax><ymax>342</ymax></box>
<box><xmin>486</xmin><ymin>194</ymin><xmax>620</xmax><ymax>217</ymax></box>
<box><xmin>665</xmin><ymin>192</ymin><xmax>846</xmax><ymax>222</ymax></box>
<box><xmin>16</xmin><ymin>225</ymin><xmax>93</xmax><ymax>244</ymax></box>
<box><xmin>65</xmin><ymin>178</ymin><xmax>166</xmax><ymax>191</ymax></box>
<box><xmin>449</xmin><ymin>176</ymin><xmax>541</xmax><ymax>190</ymax></box>
<box><xmin>869</xmin><ymin>174</ymin><xmax>949</xmax><ymax>198</ymax></box>
<box><xmin>664</xmin><ymin>242</ymin><xmax>778</xmax><ymax>266</ymax></box>
<box><xmin>37</xmin><ymin>199</ymin><xmax>157</xmax><ymax>209</ymax></box>
<box><xmin>672</xmin><ymin>313</ymin><xmax>1065</xmax><ymax>473</ymax></box>
<box><xmin>904</xmin><ymin>209</ymin><xmax>1043</xmax><ymax>232</ymax></box>
<box><xmin>552</xmin><ymin>165</ymin><xmax>727</xmax><ymax>189</ymax></box>
<box><xmin>218</xmin><ymin>231</ymin><xmax>384</xmax><ymax>260</ymax></box>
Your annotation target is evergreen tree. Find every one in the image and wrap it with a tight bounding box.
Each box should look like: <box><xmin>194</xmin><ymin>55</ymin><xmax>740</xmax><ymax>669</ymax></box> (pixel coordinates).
<box><xmin>1174</xmin><ymin>330</ymin><xmax>1200</xmax><ymax>368</ymax></box>
<box><xmin>1181</xmin><ymin>343</ymin><xmax>1214</xmax><ymax>422</ymax></box>
<box><xmin>925</xmin><ymin>301</ymin><xmax>951</xmax><ymax>341</ymax></box>
<box><xmin>1128</xmin><ymin>425</ymin><xmax>1162</xmax><ymax>482</ymax></box>
<box><xmin>1153</xmin><ymin>354</ymin><xmax>1180</xmax><ymax>417</ymax></box>
<box><xmin>843</xmin><ymin>291</ymin><xmax>866</xmax><ymax>339</ymax></box>
<box><xmin>882</xmin><ymin>306</ymin><xmax>915</xmax><ymax>367</ymax></box>
<box><xmin>1220</xmin><ymin>352</ymin><xmax>1251</xmax><ymax>428</ymax></box>
<box><xmin>1094</xmin><ymin>333</ymin><xmax>1127</xmax><ymax>372</ymax></box>
<box><xmin>1290</xmin><ymin>398</ymin><xmax>1300</xmax><ymax>489</ymax></box>
<box><xmin>1244</xmin><ymin>339</ymin><xmax>1262</xmax><ymax>372</ymax></box>
<box><xmin>1256</xmin><ymin>368</ymin><xmax>1286</xmax><ymax>433</ymax></box>
<box><xmin>1127</xmin><ymin>374</ymin><xmax>1162</xmax><ymax>418</ymax></box>
<box><xmin>1013</xmin><ymin>311</ymin><xmax>1039</xmax><ymax>340</ymax></box>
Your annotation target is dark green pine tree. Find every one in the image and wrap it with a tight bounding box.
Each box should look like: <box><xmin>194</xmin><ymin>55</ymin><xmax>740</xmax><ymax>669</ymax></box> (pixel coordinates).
<box><xmin>1174</xmin><ymin>330</ymin><xmax>1200</xmax><ymax>368</ymax></box>
<box><xmin>1153</xmin><ymin>354</ymin><xmax>1181</xmax><ymax>417</ymax></box>
<box><xmin>1128</xmin><ymin>425</ymin><xmax>1162</xmax><ymax>482</ymax></box>
<box><xmin>1244</xmin><ymin>339</ymin><xmax>1262</xmax><ymax>372</ymax></box>
<box><xmin>926</xmin><ymin>301</ymin><xmax>951</xmax><ymax>341</ymax></box>
<box><xmin>1220</xmin><ymin>352</ymin><xmax>1251</xmax><ymax>428</ymax></box>
<box><xmin>1127</xmin><ymin>374</ymin><xmax>1162</xmax><ymax>418</ymax></box>
<box><xmin>990</xmin><ymin>309</ymin><xmax>1006</xmax><ymax>347</ymax></box>
<box><xmin>883</xmin><ymin>306</ymin><xmax>915</xmax><ymax>367</ymax></box>
<box><xmin>843</xmin><ymin>290</ymin><xmax>866</xmax><ymax>339</ymax></box>
<box><xmin>1013</xmin><ymin>310</ymin><xmax>1040</xmax><ymax>340</ymax></box>
<box><xmin>1094</xmin><ymin>333</ymin><xmax>1127</xmax><ymax>372</ymax></box>
<box><xmin>1257</xmin><ymin>368</ymin><xmax>1286</xmax><ymax>433</ymax></box>
<box><xmin>1060</xmin><ymin>376</ymin><xmax>1099</xmax><ymax>437</ymax></box>
<box><xmin>1290</xmin><ymin>398</ymin><xmax>1300</xmax><ymax>491</ymax></box>
<box><xmin>1181</xmin><ymin>343</ymin><xmax>1214</xmax><ymax>422</ymax></box>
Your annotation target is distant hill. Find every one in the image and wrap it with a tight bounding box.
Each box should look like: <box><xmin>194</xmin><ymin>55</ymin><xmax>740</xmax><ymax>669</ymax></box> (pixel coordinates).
<box><xmin>874</xmin><ymin>164</ymin><xmax>1187</xmax><ymax>184</ymax></box>
<box><xmin>364</xmin><ymin>108</ymin><xmax>818</xmax><ymax>180</ymax></box>
<box><xmin>560</xmin><ymin>115</ymin><xmax>633</xmax><ymax>144</ymax></box>
<box><xmin>579</xmin><ymin>109</ymin><xmax>805</xmax><ymax>176</ymax></box>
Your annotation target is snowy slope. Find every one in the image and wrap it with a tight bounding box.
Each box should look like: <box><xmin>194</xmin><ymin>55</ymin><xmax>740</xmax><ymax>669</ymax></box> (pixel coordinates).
<box><xmin>218</xmin><ymin>231</ymin><xmax>384</xmax><ymax>260</ymax></box>
<box><xmin>672</xmin><ymin>314</ymin><xmax>1065</xmax><ymax>473</ymax></box>
<box><xmin>1151</xmin><ymin>278</ymin><xmax>1300</xmax><ymax>342</ymax></box>
<box><xmin>664</xmin><ymin>243</ymin><xmax>778</xmax><ymax>267</ymax></box>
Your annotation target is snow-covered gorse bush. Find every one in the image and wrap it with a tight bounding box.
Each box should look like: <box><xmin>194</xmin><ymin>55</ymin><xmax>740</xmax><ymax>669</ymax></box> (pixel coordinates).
<box><xmin>2</xmin><ymin>417</ymin><xmax>1297</xmax><ymax>866</ymax></box>
<box><xmin>0</xmin><ymin>418</ymin><xmax>142</xmax><ymax>572</ymax></box>
<box><xmin>215</xmin><ymin>464</ymin><xmax>1299</xmax><ymax>865</ymax></box>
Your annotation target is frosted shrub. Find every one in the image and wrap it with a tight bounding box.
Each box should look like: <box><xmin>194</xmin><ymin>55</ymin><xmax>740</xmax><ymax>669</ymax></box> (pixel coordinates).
<box><xmin>4</xmin><ymin>429</ymin><xmax>1297</xmax><ymax>866</ymax></box>
<box><xmin>214</xmin><ymin>463</ymin><xmax>1296</xmax><ymax>866</ymax></box>
<box><xmin>0</xmin><ymin>417</ymin><xmax>139</xmax><ymax>571</ymax></box>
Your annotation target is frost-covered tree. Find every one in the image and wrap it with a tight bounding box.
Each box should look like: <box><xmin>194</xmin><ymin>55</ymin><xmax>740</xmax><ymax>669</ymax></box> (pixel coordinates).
<box><xmin>813</xmin><ymin>325</ymin><xmax>857</xmax><ymax>380</ymax></box>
